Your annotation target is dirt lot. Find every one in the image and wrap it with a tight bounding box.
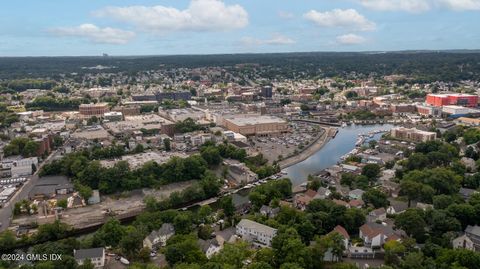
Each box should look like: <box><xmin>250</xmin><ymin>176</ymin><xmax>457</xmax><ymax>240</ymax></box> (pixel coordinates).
<box><xmin>11</xmin><ymin>181</ymin><xmax>194</xmax><ymax>230</ymax></box>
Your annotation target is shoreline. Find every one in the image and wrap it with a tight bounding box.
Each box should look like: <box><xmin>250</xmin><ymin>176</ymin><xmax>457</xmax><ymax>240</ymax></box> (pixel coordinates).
<box><xmin>279</xmin><ymin>127</ymin><xmax>333</xmax><ymax>169</ymax></box>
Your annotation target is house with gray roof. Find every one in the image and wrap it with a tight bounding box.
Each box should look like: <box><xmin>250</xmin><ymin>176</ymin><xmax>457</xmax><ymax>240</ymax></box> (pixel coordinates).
<box><xmin>236</xmin><ymin>219</ymin><xmax>277</xmax><ymax>247</ymax></box>
<box><xmin>74</xmin><ymin>247</ymin><xmax>105</xmax><ymax>268</ymax></box>
<box><xmin>143</xmin><ymin>223</ymin><xmax>175</xmax><ymax>249</ymax></box>
<box><xmin>465</xmin><ymin>225</ymin><xmax>480</xmax><ymax>251</ymax></box>
<box><xmin>198</xmin><ymin>238</ymin><xmax>222</xmax><ymax>259</ymax></box>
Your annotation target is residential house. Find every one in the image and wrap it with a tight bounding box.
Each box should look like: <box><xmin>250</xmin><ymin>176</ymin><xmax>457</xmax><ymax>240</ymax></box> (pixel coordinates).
<box><xmin>386</xmin><ymin>201</ymin><xmax>408</xmax><ymax>215</ymax></box>
<box><xmin>74</xmin><ymin>248</ymin><xmax>105</xmax><ymax>268</ymax></box>
<box><xmin>464</xmin><ymin>225</ymin><xmax>480</xmax><ymax>251</ymax></box>
<box><xmin>333</xmin><ymin>199</ymin><xmax>350</xmax><ymax>208</ymax></box>
<box><xmin>349</xmin><ymin>189</ymin><xmax>365</xmax><ymax>200</ymax></box>
<box><xmin>359</xmin><ymin>222</ymin><xmax>405</xmax><ymax>248</ymax></box>
<box><xmin>416</xmin><ymin>202</ymin><xmax>434</xmax><ymax>211</ymax></box>
<box><xmin>315</xmin><ymin>187</ymin><xmax>331</xmax><ymax>199</ymax></box>
<box><xmin>236</xmin><ymin>219</ymin><xmax>277</xmax><ymax>247</ymax></box>
<box><xmin>143</xmin><ymin>223</ymin><xmax>175</xmax><ymax>249</ymax></box>
<box><xmin>293</xmin><ymin>189</ymin><xmax>317</xmax><ymax>211</ymax></box>
<box><xmin>259</xmin><ymin>205</ymin><xmax>280</xmax><ymax>218</ymax></box>
<box><xmin>459</xmin><ymin>187</ymin><xmax>478</xmax><ymax>200</ymax></box>
<box><xmin>198</xmin><ymin>238</ymin><xmax>222</xmax><ymax>259</ymax></box>
<box><xmin>349</xmin><ymin>199</ymin><xmax>365</xmax><ymax>209</ymax></box>
<box><xmin>329</xmin><ymin>225</ymin><xmax>350</xmax><ymax>250</ymax></box>
<box><xmin>367</xmin><ymin>208</ymin><xmax>387</xmax><ymax>223</ymax></box>
<box><xmin>453</xmin><ymin>234</ymin><xmax>475</xmax><ymax>251</ymax></box>
<box><xmin>233</xmin><ymin>194</ymin><xmax>251</xmax><ymax>214</ymax></box>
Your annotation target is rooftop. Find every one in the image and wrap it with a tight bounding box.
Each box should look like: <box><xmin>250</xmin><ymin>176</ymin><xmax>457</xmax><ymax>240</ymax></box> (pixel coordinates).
<box><xmin>237</xmin><ymin>219</ymin><xmax>277</xmax><ymax>236</ymax></box>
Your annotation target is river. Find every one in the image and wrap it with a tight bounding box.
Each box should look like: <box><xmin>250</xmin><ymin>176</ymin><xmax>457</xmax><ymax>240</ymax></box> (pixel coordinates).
<box><xmin>284</xmin><ymin>124</ymin><xmax>394</xmax><ymax>186</ymax></box>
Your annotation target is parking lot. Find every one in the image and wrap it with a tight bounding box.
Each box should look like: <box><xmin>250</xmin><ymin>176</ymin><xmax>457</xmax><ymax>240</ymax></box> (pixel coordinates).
<box><xmin>252</xmin><ymin>123</ymin><xmax>324</xmax><ymax>163</ymax></box>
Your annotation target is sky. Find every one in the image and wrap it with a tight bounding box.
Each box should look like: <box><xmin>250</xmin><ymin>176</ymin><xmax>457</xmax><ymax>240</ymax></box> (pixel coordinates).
<box><xmin>1</xmin><ymin>0</ymin><xmax>480</xmax><ymax>56</ymax></box>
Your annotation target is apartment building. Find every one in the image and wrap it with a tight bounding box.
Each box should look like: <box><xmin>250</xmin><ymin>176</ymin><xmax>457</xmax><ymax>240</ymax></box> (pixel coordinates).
<box><xmin>236</xmin><ymin>219</ymin><xmax>277</xmax><ymax>247</ymax></box>
<box><xmin>390</xmin><ymin>127</ymin><xmax>437</xmax><ymax>142</ymax></box>
<box><xmin>79</xmin><ymin>103</ymin><xmax>109</xmax><ymax>117</ymax></box>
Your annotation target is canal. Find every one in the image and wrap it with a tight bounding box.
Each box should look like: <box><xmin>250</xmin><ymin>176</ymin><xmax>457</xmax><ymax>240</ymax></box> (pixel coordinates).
<box><xmin>285</xmin><ymin>124</ymin><xmax>394</xmax><ymax>186</ymax></box>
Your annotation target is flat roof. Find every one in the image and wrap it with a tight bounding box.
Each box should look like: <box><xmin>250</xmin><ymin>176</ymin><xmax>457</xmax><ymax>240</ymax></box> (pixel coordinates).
<box><xmin>226</xmin><ymin>115</ymin><xmax>287</xmax><ymax>126</ymax></box>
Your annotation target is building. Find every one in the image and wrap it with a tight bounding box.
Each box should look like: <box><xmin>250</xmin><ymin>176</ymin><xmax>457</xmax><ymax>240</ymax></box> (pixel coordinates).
<box><xmin>79</xmin><ymin>103</ymin><xmax>109</xmax><ymax>117</ymax></box>
<box><xmin>143</xmin><ymin>223</ymin><xmax>175</xmax><ymax>249</ymax></box>
<box><xmin>74</xmin><ymin>247</ymin><xmax>105</xmax><ymax>268</ymax></box>
<box><xmin>224</xmin><ymin>159</ymin><xmax>258</xmax><ymax>184</ymax></box>
<box><xmin>103</xmin><ymin>111</ymin><xmax>123</xmax><ymax>122</ymax></box>
<box><xmin>426</xmin><ymin>93</ymin><xmax>478</xmax><ymax>108</ymax></box>
<box><xmin>455</xmin><ymin>117</ymin><xmax>480</xmax><ymax>126</ymax></box>
<box><xmin>223</xmin><ymin>115</ymin><xmax>288</xmax><ymax>136</ymax></box>
<box><xmin>349</xmin><ymin>189</ymin><xmax>365</xmax><ymax>200</ymax></box>
<box><xmin>460</xmin><ymin>225</ymin><xmax>480</xmax><ymax>251</ymax></box>
<box><xmin>29</xmin><ymin>176</ymin><xmax>74</xmax><ymax>200</ymax></box>
<box><xmin>390</xmin><ymin>127</ymin><xmax>437</xmax><ymax>142</ymax></box>
<box><xmin>416</xmin><ymin>104</ymin><xmax>442</xmax><ymax>117</ymax></box>
<box><xmin>236</xmin><ymin>219</ymin><xmax>277</xmax><ymax>247</ymax></box>
<box><xmin>260</xmin><ymin>86</ymin><xmax>273</xmax><ymax>98</ymax></box>
<box><xmin>198</xmin><ymin>239</ymin><xmax>222</xmax><ymax>259</ymax></box>
<box><xmin>359</xmin><ymin>222</ymin><xmax>405</xmax><ymax>248</ymax></box>
<box><xmin>453</xmin><ymin>234</ymin><xmax>475</xmax><ymax>251</ymax></box>
<box><xmin>0</xmin><ymin>156</ymin><xmax>38</xmax><ymax>178</ymax></box>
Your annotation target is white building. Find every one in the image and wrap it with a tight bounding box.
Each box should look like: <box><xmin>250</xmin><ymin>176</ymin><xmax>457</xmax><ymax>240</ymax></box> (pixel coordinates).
<box><xmin>1</xmin><ymin>156</ymin><xmax>38</xmax><ymax>178</ymax></box>
<box><xmin>74</xmin><ymin>248</ymin><xmax>105</xmax><ymax>268</ymax></box>
<box><xmin>236</xmin><ymin>219</ymin><xmax>277</xmax><ymax>247</ymax></box>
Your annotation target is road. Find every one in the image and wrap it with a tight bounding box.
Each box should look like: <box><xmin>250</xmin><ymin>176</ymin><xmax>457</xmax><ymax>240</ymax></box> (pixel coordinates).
<box><xmin>0</xmin><ymin>148</ymin><xmax>61</xmax><ymax>232</ymax></box>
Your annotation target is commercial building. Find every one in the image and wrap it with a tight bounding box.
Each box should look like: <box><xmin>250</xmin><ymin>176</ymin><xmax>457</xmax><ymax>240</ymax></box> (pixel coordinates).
<box><xmin>104</xmin><ymin>115</ymin><xmax>175</xmax><ymax>137</ymax></box>
<box><xmin>441</xmin><ymin>105</ymin><xmax>480</xmax><ymax>118</ymax></box>
<box><xmin>260</xmin><ymin>86</ymin><xmax>273</xmax><ymax>98</ymax></box>
<box><xmin>426</xmin><ymin>93</ymin><xmax>478</xmax><ymax>108</ymax></box>
<box><xmin>79</xmin><ymin>103</ymin><xmax>109</xmax><ymax>117</ymax></box>
<box><xmin>132</xmin><ymin>91</ymin><xmax>192</xmax><ymax>102</ymax></box>
<box><xmin>223</xmin><ymin>115</ymin><xmax>288</xmax><ymax>136</ymax></box>
<box><xmin>416</xmin><ymin>104</ymin><xmax>442</xmax><ymax>117</ymax></box>
<box><xmin>103</xmin><ymin>111</ymin><xmax>123</xmax><ymax>122</ymax></box>
<box><xmin>236</xmin><ymin>219</ymin><xmax>277</xmax><ymax>247</ymax></box>
<box><xmin>455</xmin><ymin>117</ymin><xmax>480</xmax><ymax>126</ymax></box>
<box><xmin>390</xmin><ymin>127</ymin><xmax>437</xmax><ymax>142</ymax></box>
<box><xmin>0</xmin><ymin>156</ymin><xmax>38</xmax><ymax>178</ymax></box>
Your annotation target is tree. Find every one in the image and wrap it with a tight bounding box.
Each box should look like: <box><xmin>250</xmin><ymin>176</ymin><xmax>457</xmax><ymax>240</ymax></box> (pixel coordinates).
<box><xmin>210</xmin><ymin>242</ymin><xmax>251</xmax><ymax>268</ymax></box>
<box><xmin>394</xmin><ymin>209</ymin><xmax>427</xmax><ymax>242</ymax></box>
<box><xmin>165</xmin><ymin>235</ymin><xmax>207</xmax><ymax>265</ymax></box>
<box><xmin>362</xmin><ymin>189</ymin><xmax>389</xmax><ymax>208</ymax></box>
<box><xmin>219</xmin><ymin>196</ymin><xmax>235</xmax><ymax>219</ymax></box>
<box><xmin>92</xmin><ymin>218</ymin><xmax>126</xmax><ymax>247</ymax></box>
<box><xmin>120</xmin><ymin>226</ymin><xmax>143</xmax><ymax>259</ymax></box>
<box><xmin>174</xmin><ymin>212</ymin><xmax>194</xmax><ymax>234</ymax></box>
<box><xmin>164</xmin><ymin>138</ymin><xmax>171</xmax><ymax>151</ymax></box>
<box><xmin>361</xmin><ymin>164</ymin><xmax>381</xmax><ymax>180</ymax></box>
<box><xmin>57</xmin><ymin>199</ymin><xmax>68</xmax><ymax>209</ymax></box>
<box><xmin>201</xmin><ymin>146</ymin><xmax>222</xmax><ymax>166</ymax></box>
<box><xmin>384</xmin><ymin>240</ymin><xmax>406</xmax><ymax>265</ymax></box>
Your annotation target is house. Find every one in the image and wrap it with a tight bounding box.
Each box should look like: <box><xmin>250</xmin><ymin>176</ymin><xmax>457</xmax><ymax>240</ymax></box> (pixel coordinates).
<box><xmin>459</xmin><ymin>187</ymin><xmax>478</xmax><ymax>200</ymax></box>
<box><xmin>349</xmin><ymin>189</ymin><xmax>365</xmax><ymax>200</ymax></box>
<box><xmin>416</xmin><ymin>202</ymin><xmax>434</xmax><ymax>211</ymax></box>
<box><xmin>386</xmin><ymin>201</ymin><xmax>408</xmax><ymax>215</ymax></box>
<box><xmin>349</xmin><ymin>199</ymin><xmax>365</xmax><ymax>209</ymax></box>
<box><xmin>367</xmin><ymin>208</ymin><xmax>387</xmax><ymax>223</ymax></box>
<box><xmin>198</xmin><ymin>238</ymin><xmax>222</xmax><ymax>259</ymax></box>
<box><xmin>315</xmin><ymin>187</ymin><xmax>331</xmax><ymax>199</ymax></box>
<box><xmin>236</xmin><ymin>219</ymin><xmax>277</xmax><ymax>247</ymax></box>
<box><xmin>453</xmin><ymin>234</ymin><xmax>475</xmax><ymax>251</ymax></box>
<box><xmin>293</xmin><ymin>189</ymin><xmax>317</xmax><ymax>211</ymax></box>
<box><xmin>143</xmin><ymin>223</ymin><xmax>175</xmax><ymax>249</ymax></box>
<box><xmin>333</xmin><ymin>199</ymin><xmax>350</xmax><ymax>208</ymax></box>
<box><xmin>74</xmin><ymin>248</ymin><xmax>105</xmax><ymax>268</ymax></box>
<box><xmin>329</xmin><ymin>225</ymin><xmax>350</xmax><ymax>249</ymax></box>
<box><xmin>259</xmin><ymin>205</ymin><xmax>280</xmax><ymax>218</ymax></box>
<box><xmin>359</xmin><ymin>222</ymin><xmax>405</xmax><ymax>248</ymax></box>
<box><xmin>464</xmin><ymin>225</ymin><xmax>480</xmax><ymax>251</ymax></box>
<box><xmin>232</xmin><ymin>194</ymin><xmax>251</xmax><ymax>214</ymax></box>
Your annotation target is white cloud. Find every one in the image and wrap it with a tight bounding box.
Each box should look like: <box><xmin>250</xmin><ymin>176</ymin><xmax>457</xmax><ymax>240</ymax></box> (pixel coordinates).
<box><xmin>50</xmin><ymin>24</ymin><xmax>135</xmax><ymax>44</ymax></box>
<box><xmin>440</xmin><ymin>0</ymin><xmax>480</xmax><ymax>10</ymax></box>
<box><xmin>357</xmin><ymin>0</ymin><xmax>431</xmax><ymax>12</ymax></box>
<box><xmin>94</xmin><ymin>0</ymin><xmax>248</xmax><ymax>33</ymax></box>
<box><xmin>356</xmin><ymin>0</ymin><xmax>480</xmax><ymax>12</ymax></box>
<box><xmin>303</xmin><ymin>9</ymin><xmax>376</xmax><ymax>31</ymax></box>
<box><xmin>336</xmin><ymin>34</ymin><xmax>367</xmax><ymax>45</ymax></box>
<box><xmin>241</xmin><ymin>34</ymin><xmax>296</xmax><ymax>46</ymax></box>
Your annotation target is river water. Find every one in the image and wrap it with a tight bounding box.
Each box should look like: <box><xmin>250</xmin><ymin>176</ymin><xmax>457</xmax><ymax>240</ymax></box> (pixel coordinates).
<box><xmin>284</xmin><ymin>124</ymin><xmax>394</xmax><ymax>186</ymax></box>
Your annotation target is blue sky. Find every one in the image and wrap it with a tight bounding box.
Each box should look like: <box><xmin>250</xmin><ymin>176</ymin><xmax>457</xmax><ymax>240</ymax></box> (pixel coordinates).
<box><xmin>1</xmin><ymin>0</ymin><xmax>479</xmax><ymax>56</ymax></box>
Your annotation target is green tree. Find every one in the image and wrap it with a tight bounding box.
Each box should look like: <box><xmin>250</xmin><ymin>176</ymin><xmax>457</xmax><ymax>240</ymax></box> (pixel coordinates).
<box><xmin>361</xmin><ymin>164</ymin><xmax>381</xmax><ymax>180</ymax></box>
<box><xmin>362</xmin><ymin>189</ymin><xmax>389</xmax><ymax>208</ymax></box>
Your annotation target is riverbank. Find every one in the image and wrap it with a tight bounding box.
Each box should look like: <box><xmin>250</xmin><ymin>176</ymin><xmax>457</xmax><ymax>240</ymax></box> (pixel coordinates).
<box><xmin>279</xmin><ymin>127</ymin><xmax>333</xmax><ymax>169</ymax></box>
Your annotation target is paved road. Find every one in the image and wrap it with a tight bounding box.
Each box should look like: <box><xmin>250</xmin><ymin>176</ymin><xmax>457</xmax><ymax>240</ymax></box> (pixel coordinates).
<box><xmin>0</xmin><ymin>148</ymin><xmax>61</xmax><ymax>232</ymax></box>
